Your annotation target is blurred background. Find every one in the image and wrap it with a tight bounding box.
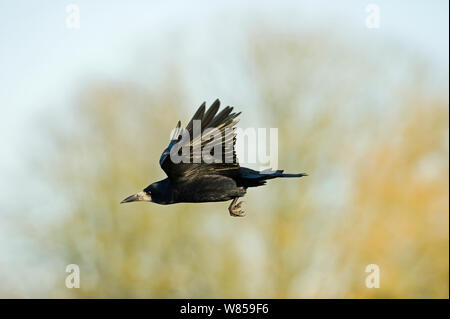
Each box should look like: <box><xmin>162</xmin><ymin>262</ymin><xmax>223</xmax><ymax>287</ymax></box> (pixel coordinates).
<box><xmin>0</xmin><ymin>0</ymin><xmax>448</xmax><ymax>298</ymax></box>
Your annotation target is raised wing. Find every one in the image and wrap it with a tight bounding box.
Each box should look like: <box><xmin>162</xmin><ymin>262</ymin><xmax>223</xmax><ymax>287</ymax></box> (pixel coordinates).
<box><xmin>159</xmin><ymin>99</ymin><xmax>241</xmax><ymax>182</ymax></box>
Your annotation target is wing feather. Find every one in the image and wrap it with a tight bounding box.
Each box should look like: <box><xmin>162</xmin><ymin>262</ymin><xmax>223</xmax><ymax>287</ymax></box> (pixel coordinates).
<box><xmin>160</xmin><ymin>99</ymin><xmax>241</xmax><ymax>182</ymax></box>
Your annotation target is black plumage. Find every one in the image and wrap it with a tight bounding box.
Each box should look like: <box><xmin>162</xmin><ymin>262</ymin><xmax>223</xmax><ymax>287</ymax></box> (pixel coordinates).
<box><xmin>121</xmin><ymin>99</ymin><xmax>307</xmax><ymax>216</ymax></box>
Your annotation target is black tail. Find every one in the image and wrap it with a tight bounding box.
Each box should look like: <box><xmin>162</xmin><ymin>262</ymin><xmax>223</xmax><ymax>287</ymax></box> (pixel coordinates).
<box><xmin>278</xmin><ymin>173</ymin><xmax>308</xmax><ymax>177</ymax></box>
<box><xmin>239</xmin><ymin>167</ymin><xmax>307</xmax><ymax>187</ymax></box>
<box><xmin>260</xmin><ymin>169</ymin><xmax>308</xmax><ymax>179</ymax></box>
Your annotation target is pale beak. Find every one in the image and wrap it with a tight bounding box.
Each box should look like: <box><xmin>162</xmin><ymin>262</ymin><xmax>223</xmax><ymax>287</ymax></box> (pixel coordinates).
<box><xmin>120</xmin><ymin>191</ymin><xmax>151</xmax><ymax>204</ymax></box>
<box><xmin>121</xmin><ymin>194</ymin><xmax>140</xmax><ymax>203</ymax></box>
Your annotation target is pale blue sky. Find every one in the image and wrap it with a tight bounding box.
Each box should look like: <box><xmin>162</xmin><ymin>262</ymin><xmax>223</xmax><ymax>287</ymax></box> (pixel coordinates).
<box><xmin>0</xmin><ymin>0</ymin><xmax>448</xmax><ymax>205</ymax></box>
<box><xmin>0</xmin><ymin>1</ymin><xmax>448</xmax><ymax>165</ymax></box>
<box><xmin>0</xmin><ymin>1</ymin><xmax>448</xmax><ymax>162</ymax></box>
<box><xmin>0</xmin><ymin>0</ymin><xmax>448</xmax><ymax>296</ymax></box>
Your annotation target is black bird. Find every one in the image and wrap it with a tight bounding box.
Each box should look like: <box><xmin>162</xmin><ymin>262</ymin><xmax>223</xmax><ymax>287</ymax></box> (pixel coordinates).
<box><xmin>121</xmin><ymin>99</ymin><xmax>307</xmax><ymax>216</ymax></box>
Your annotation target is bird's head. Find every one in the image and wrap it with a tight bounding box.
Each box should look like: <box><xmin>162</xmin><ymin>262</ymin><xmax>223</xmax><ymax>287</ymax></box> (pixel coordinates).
<box><xmin>120</xmin><ymin>190</ymin><xmax>152</xmax><ymax>204</ymax></box>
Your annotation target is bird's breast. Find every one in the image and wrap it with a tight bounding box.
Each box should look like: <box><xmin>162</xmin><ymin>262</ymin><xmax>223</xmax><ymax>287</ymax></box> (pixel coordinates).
<box><xmin>172</xmin><ymin>175</ymin><xmax>246</xmax><ymax>203</ymax></box>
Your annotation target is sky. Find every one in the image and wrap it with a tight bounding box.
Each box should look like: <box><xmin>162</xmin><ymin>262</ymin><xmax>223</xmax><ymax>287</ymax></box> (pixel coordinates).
<box><xmin>0</xmin><ymin>1</ymin><xmax>447</xmax><ymax>218</ymax></box>
<box><xmin>0</xmin><ymin>1</ymin><xmax>448</xmax><ymax>179</ymax></box>
<box><xmin>0</xmin><ymin>0</ymin><xmax>448</xmax><ymax>297</ymax></box>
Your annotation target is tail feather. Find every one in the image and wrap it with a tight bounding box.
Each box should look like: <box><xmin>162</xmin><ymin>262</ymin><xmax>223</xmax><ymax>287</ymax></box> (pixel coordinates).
<box><xmin>278</xmin><ymin>173</ymin><xmax>308</xmax><ymax>178</ymax></box>
<box><xmin>240</xmin><ymin>167</ymin><xmax>307</xmax><ymax>180</ymax></box>
<box><xmin>267</xmin><ymin>169</ymin><xmax>307</xmax><ymax>178</ymax></box>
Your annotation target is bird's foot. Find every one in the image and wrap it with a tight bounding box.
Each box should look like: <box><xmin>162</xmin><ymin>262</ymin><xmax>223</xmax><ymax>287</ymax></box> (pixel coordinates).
<box><xmin>229</xmin><ymin>200</ymin><xmax>245</xmax><ymax>217</ymax></box>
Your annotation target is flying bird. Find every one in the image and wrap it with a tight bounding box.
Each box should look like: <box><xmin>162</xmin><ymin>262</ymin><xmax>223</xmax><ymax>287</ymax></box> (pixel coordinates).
<box><xmin>121</xmin><ymin>99</ymin><xmax>307</xmax><ymax>216</ymax></box>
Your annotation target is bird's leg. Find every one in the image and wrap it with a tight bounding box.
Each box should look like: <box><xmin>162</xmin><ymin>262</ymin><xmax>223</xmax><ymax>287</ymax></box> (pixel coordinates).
<box><xmin>228</xmin><ymin>197</ymin><xmax>245</xmax><ymax>217</ymax></box>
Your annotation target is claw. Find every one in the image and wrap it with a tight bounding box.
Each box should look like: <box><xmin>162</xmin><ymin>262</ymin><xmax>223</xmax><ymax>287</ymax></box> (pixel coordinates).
<box><xmin>228</xmin><ymin>199</ymin><xmax>246</xmax><ymax>217</ymax></box>
<box><xmin>230</xmin><ymin>210</ymin><xmax>246</xmax><ymax>217</ymax></box>
<box><xmin>235</xmin><ymin>201</ymin><xmax>244</xmax><ymax>209</ymax></box>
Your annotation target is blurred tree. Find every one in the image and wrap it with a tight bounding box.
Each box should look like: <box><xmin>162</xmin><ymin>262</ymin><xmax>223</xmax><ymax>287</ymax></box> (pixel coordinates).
<box><xmin>25</xmin><ymin>26</ymin><xmax>448</xmax><ymax>298</ymax></box>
